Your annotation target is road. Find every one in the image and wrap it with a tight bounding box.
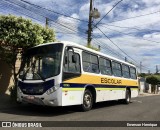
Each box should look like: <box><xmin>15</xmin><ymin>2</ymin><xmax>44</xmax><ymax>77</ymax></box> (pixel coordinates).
<box><xmin>0</xmin><ymin>95</ymin><xmax>160</xmax><ymax>129</ymax></box>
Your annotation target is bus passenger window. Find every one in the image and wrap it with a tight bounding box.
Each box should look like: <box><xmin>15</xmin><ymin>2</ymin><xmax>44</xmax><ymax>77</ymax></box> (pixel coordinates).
<box><xmin>130</xmin><ymin>67</ymin><xmax>137</xmax><ymax>79</ymax></box>
<box><xmin>82</xmin><ymin>52</ymin><xmax>99</xmax><ymax>73</ymax></box>
<box><xmin>99</xmin><ymin>58</ymin><xmax>112</xmax><ymax>75</ymax></box>
<box><xmin>122</xmin><ymin>64</ymin><xmax>130</xmax><ymax>78</ymax></box>
<box><xmin>112</xmin><ymin>61</ymin><xmax>122</xmax><ymax>77</ymax></box>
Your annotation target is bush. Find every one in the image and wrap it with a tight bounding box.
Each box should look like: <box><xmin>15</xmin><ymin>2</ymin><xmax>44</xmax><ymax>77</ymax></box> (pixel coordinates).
<box><xmin>146</xmin><ymin>75</ymin><xmax>160</xmax><ymax>85</ymax></box>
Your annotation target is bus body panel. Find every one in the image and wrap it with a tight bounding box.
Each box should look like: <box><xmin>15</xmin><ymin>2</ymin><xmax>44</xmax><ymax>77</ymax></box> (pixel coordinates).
<box><xmin>61</xmin><ymin>88</ymin><xmax>84</xmax><ymax>106</ymax></box>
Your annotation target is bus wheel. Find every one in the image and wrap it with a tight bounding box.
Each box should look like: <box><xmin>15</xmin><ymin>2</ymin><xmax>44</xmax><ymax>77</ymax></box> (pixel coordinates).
<box><xmin>81</xmin><ymin>89</ymin><xmax>93</xmax><ymax>111</ymax></box>
<box><xmin>123</xmin><ymin>89</ymin><xmax>131</xmax><ymax>104</ymax></box>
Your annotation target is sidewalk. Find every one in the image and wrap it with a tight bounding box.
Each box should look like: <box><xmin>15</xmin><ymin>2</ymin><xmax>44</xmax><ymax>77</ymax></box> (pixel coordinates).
<box><xmin>138</xmin><ymin>92</ymin><xmax>160</xmax><ymax>97</ymax></box>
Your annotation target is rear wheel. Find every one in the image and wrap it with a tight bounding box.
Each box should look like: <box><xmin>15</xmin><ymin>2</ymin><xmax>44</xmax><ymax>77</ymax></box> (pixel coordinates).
<box><xmin>123</xmin><ymin>89</ymin><xmax>131</xmax><ymax>104</ymax></box>
<box><xmin>81</xmin><ymin>89</ymin><xmax>93</xmax><ymax>111</ymax></box>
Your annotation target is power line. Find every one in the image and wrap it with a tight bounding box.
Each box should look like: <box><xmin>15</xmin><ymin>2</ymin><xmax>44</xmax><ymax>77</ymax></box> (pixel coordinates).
<box><xmin>92</xmin><ymin>37</ymin><xmax>150</xmax><ymax>70</ymax></box>
<box><xmin>100</xmin><ymin>10</ymin><xmax>160</xmax><ymax>24</ymax></box>
<box><xmin>92</xmin><ymin>37</ymin><xmax>123</xmax><ymax>57</ymax></box>
<box><xmin>19</xmin><ymin>0</ymin><xmax>88</xmax><ymax>23</ymax></box>
<box><xmin>94</xmin><ymin>0</ymin><xmax>124</xmax><ymax>27</ymax></box>
<box><xmin>93</xmin><ymin>28</ymin><xmax>151</xmax><ymax>70</ymax></box>
<box><xmin>3</xmin><ymin>0</ymin><xmax>89</xmax><ymax>36</ymax></box>
<box><xmin>2</xmin><ymin>0</ymin><xmax>89</xmax><ymax>43</ymax></box>
<box><xmin>54</xmin><ymin>21</ymin><xmax>87</xmax><ymax>33</ymax></box>
<box><xmin>96</xmin><ymin>26</ymin><xmax>139</xmax><ymax>64</ymax></box>
<box><xmin>92</xmin><ymin>34</ymin><xmax>127</xmax><ymax>58</ymax></box>
<box><xmin>102</xmin><ymin>26</ymin><xmax>160</xmax><ymax>44</ymax></box>
<box><xmin>0</xmin><ymin>1</ymin><xmax>44</xmax><ymax>23</ymax></box>
<box><xmin>3</xmin><ymin>0</ymin><xmax>81</xmax><ymax>34</ymax></box>
<box><xmin>2</xmin><ymin>0</ymin><xmax>91</xmax><ymax>45</ymax></box>
<box><xmin>1</xmin><ymin>1</ymin><xmax>79</xmax><ymax>35</ymax></box>
<box><xmin>99</xmin><ymin>23</ymin><xmax>160</xmax><ymax>32</ymax></box>
<box><xmin>92</xmin><ymin>37</ymin><xmax>125</xmax><ymax>59</ymax></box>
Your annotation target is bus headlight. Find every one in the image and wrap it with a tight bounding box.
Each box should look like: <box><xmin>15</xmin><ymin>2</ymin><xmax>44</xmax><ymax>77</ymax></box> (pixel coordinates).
<box><xmin>46</xmin><ymin>85</ymin><xmax>58</xmax><ymax>95</ymax></box>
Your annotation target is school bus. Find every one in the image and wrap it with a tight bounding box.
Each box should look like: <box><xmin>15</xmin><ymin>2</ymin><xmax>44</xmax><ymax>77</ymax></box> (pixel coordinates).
<box><xmin>17</xmin><ymin>41</ymin><xmax>139</xmax><ymax>111</ymax></box>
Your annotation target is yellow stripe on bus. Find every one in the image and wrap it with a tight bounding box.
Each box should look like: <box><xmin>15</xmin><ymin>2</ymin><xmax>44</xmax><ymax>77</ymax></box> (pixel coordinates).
<box><xmin>63</xmin><ymin>74</ymin><xmax>138</xmax><ymax>86</ymax></box>
<box><xmin>131</xmin><ymin>88</ymin><xmax>139</xmax><ymax>90</ymax></box>
<box><xmin>62</xmin><ymin>88</ymin><xmax>84</xmax><ymax>91</ymax></box>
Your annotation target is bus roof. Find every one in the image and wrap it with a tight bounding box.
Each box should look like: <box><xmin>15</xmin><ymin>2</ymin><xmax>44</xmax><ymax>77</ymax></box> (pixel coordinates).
<box><xmin>35</xmin><ymin>41</ymin><xmax>136</xmax><ymax>68</ymax></box>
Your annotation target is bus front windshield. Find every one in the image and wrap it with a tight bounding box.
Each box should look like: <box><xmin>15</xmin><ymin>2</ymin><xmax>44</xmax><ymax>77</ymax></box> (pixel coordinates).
<box><xmin>19</xmin><ymin>43</ymin><xmax>63</xmax><ymax>80</ymax></box>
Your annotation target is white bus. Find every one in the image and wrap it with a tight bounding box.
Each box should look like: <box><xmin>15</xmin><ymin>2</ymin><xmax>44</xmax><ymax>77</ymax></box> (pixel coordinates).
<box><xmin>17</xmin><ymin>41</ymin><xmax>139</xmax><ymax>111</ymax></box>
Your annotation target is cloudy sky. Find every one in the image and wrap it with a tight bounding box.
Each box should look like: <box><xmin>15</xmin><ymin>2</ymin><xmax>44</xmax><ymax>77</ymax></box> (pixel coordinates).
<box><xmin>0</xmin><ymin>0</ymin><xmax>160</xmax><ymax>73</ymax></box>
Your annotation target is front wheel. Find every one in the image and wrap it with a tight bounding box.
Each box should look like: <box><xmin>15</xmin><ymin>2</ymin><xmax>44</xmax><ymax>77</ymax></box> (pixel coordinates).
<box><xmin>81</xmin><ymin>89</ymin><xmax>93</xmax><ymax>111</ymax></box>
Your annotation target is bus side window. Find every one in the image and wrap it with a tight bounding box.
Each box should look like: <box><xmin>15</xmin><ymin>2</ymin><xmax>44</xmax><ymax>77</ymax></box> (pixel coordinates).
<box><xmin>130</xmin><ymin>67</ymin><xmax>137</xmax><ymax>79</ymax></box>
<box><xmin>99</xmin><ymin>57</ymin><xmax>112</xmax><ymax>75</ymax></box>
<box><xmin>64</xmin><ymin>51</ymin><xmax>81</xmax><ymax>73</ymax></box>
<box><xmin>82</xmin><ymin>52</ymin><xmax>99</xmax><ymax>73</ymax></box>
<box><xmin>112</xmin><ymin>61</ymin><xmax>122</xmax><ymax>77</ymax></box>
<box><xmin>122</xmin><ymin>64</ymin><xmax>130</xmax><ymax>78</ymax></box>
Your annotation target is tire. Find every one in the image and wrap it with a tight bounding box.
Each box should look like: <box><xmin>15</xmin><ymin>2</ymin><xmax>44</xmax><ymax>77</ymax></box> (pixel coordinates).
<box><xmin>81</xmin><ymin>89</ymin><xmax>93</xmax><ymax>111</ymax></box>
<box><xmin>123</xmin><ymin>89</ymin><xmax>131</xmax><ymax>104</ymax></box>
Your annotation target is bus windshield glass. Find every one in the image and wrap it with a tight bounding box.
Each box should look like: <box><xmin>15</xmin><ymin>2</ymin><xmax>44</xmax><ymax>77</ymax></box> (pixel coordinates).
<box><xmin>19</xmin><ymin>43</ymin><xmax>63</xmax><ymax>80</ymax></box>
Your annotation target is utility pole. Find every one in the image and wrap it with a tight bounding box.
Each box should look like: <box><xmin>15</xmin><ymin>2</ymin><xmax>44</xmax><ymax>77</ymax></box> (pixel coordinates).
<box><xmin>156</xmin><ymin>65</ymin><xmax>158</xmax><ymax>73</ymax></box>
<box><xmin>87</xmin><ymin>0</ymin><xmax>93</xmax><ymax>47</ymax></box>
<box><xmin>98</xmin><ymin>45</ymin><xmax>101</xmax><ymax>50</ymax></box>
<box><xmin>125</xmin><ymin>57</ymin><xmax>127</xmax><ymax>62</ymax></box>
<box><xmin>87</xmin><ymin>0</ymin><xmax>100</xmax><ymax>47</ymax></box>
<box><xmin>46</xmin><ymin>17</ymin><xmax>49</xmax><ymax>28</ymax></box>
<box><xmin>140</xmin><ymin>61</ymin><xmax>142</xmax><ymax>73</ymax></box>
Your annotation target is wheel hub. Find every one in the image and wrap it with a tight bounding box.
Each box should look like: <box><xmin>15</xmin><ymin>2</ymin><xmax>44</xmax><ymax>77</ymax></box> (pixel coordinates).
<box><xmin>84</xmin><ymin>94</ymin><xmax>91</xmax><ymax>108</ymax></box>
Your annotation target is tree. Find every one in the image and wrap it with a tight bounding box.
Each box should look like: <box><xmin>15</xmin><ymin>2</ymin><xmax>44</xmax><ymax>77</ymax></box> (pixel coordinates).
<box><xmin>146</xmin><ymin>75</ymin><xmax>160</xmax><ymax>94</ymax></box>
<box><xmin>138</xmin><ymin>73</ymin><xmax>147</xmax><ymax>78</ymax></box>
<box><xmin>0</xmin><ymin>15</ymin><xmax>56</xmax><ymax>96</ymax></box>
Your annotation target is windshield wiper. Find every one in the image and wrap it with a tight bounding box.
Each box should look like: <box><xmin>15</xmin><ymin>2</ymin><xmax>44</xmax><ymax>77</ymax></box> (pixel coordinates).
<box><xmin>36</xmin><ymin>72</ymin><xmax>45</xmax><ymax>81</ymax></box>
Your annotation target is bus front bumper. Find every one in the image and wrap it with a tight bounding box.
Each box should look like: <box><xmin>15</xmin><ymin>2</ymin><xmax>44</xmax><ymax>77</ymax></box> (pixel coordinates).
<box><xmin>17</xmin><ymin>87</ymin><xmax>61</xmax><ymax>106</ymax></box>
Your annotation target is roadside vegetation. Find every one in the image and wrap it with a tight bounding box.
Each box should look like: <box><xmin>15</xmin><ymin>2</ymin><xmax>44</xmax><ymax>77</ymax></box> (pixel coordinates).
<box><xmin>139</xmin><ymin>73</ymin><xmax>160</xmax><ymax>94</ymax></box>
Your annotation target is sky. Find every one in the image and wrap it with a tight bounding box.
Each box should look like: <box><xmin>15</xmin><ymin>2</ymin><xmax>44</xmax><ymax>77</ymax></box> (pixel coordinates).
<box><xmin>0</xmin><ymin>0</ymin><xmax>160</xmax><ymax>73</ymax></box>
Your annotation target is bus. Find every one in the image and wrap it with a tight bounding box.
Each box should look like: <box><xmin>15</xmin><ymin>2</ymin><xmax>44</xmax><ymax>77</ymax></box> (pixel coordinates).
<box><xmin>17</xmin><ymin>41</ymin><xmax>139</xmax><ymax>111</ymax></box>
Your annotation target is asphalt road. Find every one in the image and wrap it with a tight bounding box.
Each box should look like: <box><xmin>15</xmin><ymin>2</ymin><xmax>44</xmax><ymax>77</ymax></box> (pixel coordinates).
<box><xmin>0</xmin><ymin>95</ymin><xmax>160</xmax><ymax>130</ymax></box>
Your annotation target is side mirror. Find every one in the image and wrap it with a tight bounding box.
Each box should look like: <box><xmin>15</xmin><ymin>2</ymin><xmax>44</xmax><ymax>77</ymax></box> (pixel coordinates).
<box><xmin>72</xmin><ymin>55</ymin><xmax>77</xmax><ymax>63</ymax></box>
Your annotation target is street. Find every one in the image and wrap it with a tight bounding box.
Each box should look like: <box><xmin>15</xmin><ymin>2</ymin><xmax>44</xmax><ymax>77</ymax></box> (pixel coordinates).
<box><xmin>0</xmin><ymin>95</ymin><xmax>160</xmax><ymax>129</ymax></box>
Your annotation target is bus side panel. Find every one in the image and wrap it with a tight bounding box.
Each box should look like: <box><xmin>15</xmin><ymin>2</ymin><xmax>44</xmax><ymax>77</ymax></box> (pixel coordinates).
<box><xmin>62</xmin><ymin>89</ymin><xmax>84</xmax><ymax>106</ymax></box>
<box><xmin>96</xmin><ymin>89</ymin><xmax>125</xmax><ymax>102</ymax></box>
<box><xmin>96</xmin><ymin>90</ymin><xmax>110</xmax><ymax>102</ymax></box>
<box><xmin>110</xmin><ymin>89</ymin><xmax>124</xmax><ymax>100</ymax></box>
<box><xmin>131</xmin><ymin>89</ymin><xmax>139</xmax><ymax>98</ymax></box>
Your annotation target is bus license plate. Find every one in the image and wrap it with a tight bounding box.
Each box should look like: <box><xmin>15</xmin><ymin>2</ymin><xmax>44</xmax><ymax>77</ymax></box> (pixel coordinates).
<box><xmin>26</xmin><ymin>96</ymin><xmax>35</xmax><ymax>100</ymax></box>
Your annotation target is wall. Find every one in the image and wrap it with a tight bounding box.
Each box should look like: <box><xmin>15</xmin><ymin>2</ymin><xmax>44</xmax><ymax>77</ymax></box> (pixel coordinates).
<box><xmin>0</xmin><ymin>59</ymin><xmax>12</xmax><ymax>95</ymax></box>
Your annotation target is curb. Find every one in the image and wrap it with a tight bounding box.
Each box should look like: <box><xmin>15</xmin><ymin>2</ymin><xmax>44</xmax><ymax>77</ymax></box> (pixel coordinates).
<box><xmin>138</xmin><ymin>93</ymin><xmax>160</xmax><ymax>97</ymax></box>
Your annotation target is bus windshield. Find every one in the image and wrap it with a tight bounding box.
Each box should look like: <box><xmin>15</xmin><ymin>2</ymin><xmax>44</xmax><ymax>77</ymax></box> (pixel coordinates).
<box><xmin>19</xmin><ymin>43</ymin><xmax>63</xmax><ymax>80</ymax></box>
